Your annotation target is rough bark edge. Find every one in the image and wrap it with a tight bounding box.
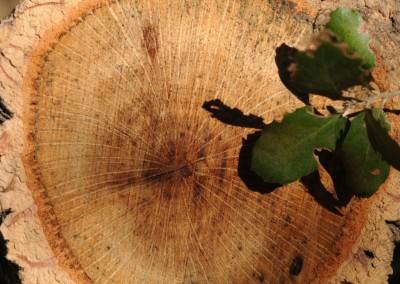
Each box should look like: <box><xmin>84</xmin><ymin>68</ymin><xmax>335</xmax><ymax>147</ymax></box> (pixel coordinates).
<box><xmin>330</xmin><ymin>184</ymin><xmax>398</xmax><ymax>283</ymax></box>
<box><xmin>311</xmin><ymin>189</ymin><xmax>382</xmax><ymax>283</ymax></box>
<box><xmin>0</xmin><ymin>208</ymin><xmax>23</xmax><ymax>284</ymax></box>
<box><xmin>0</xmin><ymin>98</ymin><xmax>13</xmax><ymax>123</ymax></box>
<box><xmin>20</xmin><ymin>0</ymin><xmax>117</xmax><ymax>283</ymax></box>
<box><xmin>17</xmin><ymin>0</ymin><xmax>389</xmax><ymax>283</ymax></box>
<box><xmin>20</xmin><ymin>1</ymin><xmax>373</xmax><ymax>283</ymax></box>
<box><xmin>282</xmin><ymin>0</ymin><xmax>319</xmax><ymax>19</ymax></box>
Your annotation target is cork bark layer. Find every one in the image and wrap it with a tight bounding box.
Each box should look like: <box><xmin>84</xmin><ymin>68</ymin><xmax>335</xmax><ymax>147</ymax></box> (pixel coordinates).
<box><xmin>1</xmin><ymin>0</ymin><xmax>400</xmax><ymax>283</ymax></box>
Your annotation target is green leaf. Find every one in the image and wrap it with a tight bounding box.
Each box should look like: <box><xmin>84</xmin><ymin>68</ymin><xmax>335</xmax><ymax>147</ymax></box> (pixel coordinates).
<box><xmin>340</xmin><ymin>111</ymin><xmax>390</xmax><ymax>197</ymax></box>
<box><xmin>365</xmin><ymin>108</ymin><xmax>400</xmax><ymax>171</ymax></box>
<box><xmin>290</xmin><ymin>31</ymin><xmax>371</xmax><ymax>100</ymax></box>
<box><xmin>326</xmin><ymin>7</ymin><xmax>375</xmax><ymax>69</ymax></box>
<box><xmin>251</xmin><ymin>107</ymin><xmax>347</xmax><ymax>184</ymax></box>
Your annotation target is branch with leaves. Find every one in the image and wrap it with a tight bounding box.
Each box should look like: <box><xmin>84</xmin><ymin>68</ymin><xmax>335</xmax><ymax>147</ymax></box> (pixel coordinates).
<box><xmin>251</xmin><ymin>7</ymin><xmax>400</xmax><ymax>198</ymax></box>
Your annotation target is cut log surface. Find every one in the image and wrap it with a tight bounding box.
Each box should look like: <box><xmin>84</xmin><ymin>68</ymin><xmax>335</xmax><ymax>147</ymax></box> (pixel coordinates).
<box><xmin>1</xmin><ymin>0</ymin><xmax>400</xmax><ymax>283</ymax></box>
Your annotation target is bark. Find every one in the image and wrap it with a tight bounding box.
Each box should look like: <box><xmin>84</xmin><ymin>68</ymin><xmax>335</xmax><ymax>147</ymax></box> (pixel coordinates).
<box><xmin>0</xmin><ymin>0</ymin><xmax>399</xmax><ymax>283</ymax></box>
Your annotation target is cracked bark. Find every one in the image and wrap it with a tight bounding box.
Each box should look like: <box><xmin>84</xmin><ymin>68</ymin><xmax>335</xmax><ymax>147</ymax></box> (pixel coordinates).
<box><xmin>0</xmin><ymin>0</ymin><xmax>400</xmax><ymax>283</ymax></box>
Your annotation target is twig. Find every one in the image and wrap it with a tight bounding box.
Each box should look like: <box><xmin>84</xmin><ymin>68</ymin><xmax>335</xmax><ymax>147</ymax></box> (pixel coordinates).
<box><xmin>342</xmin><ymin>91</ymin><xmax>400</xmax><ymax>117</ymax></box>
<box><xmin>365</xmin><ymin>91</ymin><xmax>400</xmax><ymax>108</ymax></box>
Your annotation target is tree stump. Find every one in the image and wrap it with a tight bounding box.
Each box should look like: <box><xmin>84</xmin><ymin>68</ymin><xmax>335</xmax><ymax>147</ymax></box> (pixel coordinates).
<box><xmin>1</xmin><ymin>0</ymin><xmax>400</xmax><ymax>283</ymax></box>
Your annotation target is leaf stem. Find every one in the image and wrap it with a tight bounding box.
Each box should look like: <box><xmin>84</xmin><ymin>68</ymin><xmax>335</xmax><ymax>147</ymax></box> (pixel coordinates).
<box><xmin>365</xmin><ymin>91</ymin><xmax>400</xmax><ymax>108</ymax></box>
<box><xmin>342</xmin><ymin>90</ymin><xmax>400</xmax><ymax>117</ymax></box>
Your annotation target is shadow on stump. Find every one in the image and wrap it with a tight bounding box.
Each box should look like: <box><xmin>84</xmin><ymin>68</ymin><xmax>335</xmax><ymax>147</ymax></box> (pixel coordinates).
<box><xmin>202</xmin><ymin>44</ymin><xmax>354</xmax><ymax>215</ymax></box>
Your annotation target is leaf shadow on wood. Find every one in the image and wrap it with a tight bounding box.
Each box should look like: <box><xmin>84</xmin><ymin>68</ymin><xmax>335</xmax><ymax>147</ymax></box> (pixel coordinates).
<box><xmin>275</xmin><ymin>44</ymin><xmax>310</xmax><ymax>105</ymax></box>
<box><xmin>202</xmin><ymin>100</ymin><xmax>352</xmax><ymax>214</ymax></box>
<box><xmin>301</xmin><ymin>171</ymin><xmax>344</xmax><ymax>216</ymax></box>
<box><xmin>275</xmin><ymin>44</ymin><xmax>353</xmax><ymax>213</ymax></box>
<box><xmin>202</xmin><ymin>99</ymin><xmax>266</xmax><ymax>129</ymax></box>
<box><xmin>384</xmin><ymin>109</ymin><xmax>400</xmax><ymax>116</ymax></box>
<box><xmin>316</xmin><ymin>149</ymin><xmax>353</xmax><ymax>206</ymax></box>
<box><xmin>202</xmin><ymin>99</ymin><xmax>280</xmax><ymax>194</ymax></box>
<box><xmin>238</xmin><ymin>131</ymin><xmax>281</xmax><ymax>194</ymax></box>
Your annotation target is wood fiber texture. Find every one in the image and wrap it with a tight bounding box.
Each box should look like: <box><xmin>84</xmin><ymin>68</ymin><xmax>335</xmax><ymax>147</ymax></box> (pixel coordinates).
<box><xmin>3</xmin><ymin>0</ymin><xmax>400</xmax><ymax>283</ymax></box>
<box><xmin>21</xmin><ymin>1</ymin><xmax>371</xmax><ymax>283</ymax></box>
